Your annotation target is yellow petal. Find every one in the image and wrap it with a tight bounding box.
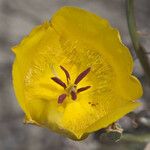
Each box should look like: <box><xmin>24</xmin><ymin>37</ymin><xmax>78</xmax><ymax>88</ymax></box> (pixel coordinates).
<box><xmin>12</xmin><ymin>6</ymin><xmax>143</xmax><ymax>140</ymax></box>
<box><xmin>51</xmin><ymin>6</ymin><xmax>142</xmax><ymax>100</ymax></box>
<box><xmin>62</xmin><ymin>100</ymin><xmax>140</xmax><ymax>139</ymax></box>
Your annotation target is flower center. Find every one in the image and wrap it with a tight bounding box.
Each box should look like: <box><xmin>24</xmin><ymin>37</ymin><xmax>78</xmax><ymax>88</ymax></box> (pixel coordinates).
<box><xmin>51</xmin><ymin>66</ymin><xmax>91</xmax><ymax>104</ymax></box>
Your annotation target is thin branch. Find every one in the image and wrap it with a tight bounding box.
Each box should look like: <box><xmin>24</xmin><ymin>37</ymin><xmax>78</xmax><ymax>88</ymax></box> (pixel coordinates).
<box><xmin>126</xmin><ymin>0</ymin><xmax>150</xmax><ymax>84</ymax></box>
<box><xmin>122</xmin><ymin>133</ymin><xmax>150</xmax><ymax>143</ymax></box>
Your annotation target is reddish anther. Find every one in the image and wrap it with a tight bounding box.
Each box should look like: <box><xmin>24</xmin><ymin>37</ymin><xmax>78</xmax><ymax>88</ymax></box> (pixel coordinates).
<box><xmin>60</xmin><ymin>66</ymin><xmax>70</xmax><ymax>82</ymax></box>
<box><xmin>51</xmin><ymin>77</ymin><xmax>67</xmax><ymax>89</ymax></box>
<box><xmin>77</xmin><ymin>86</ymin><xmax>91</xmax><ymax>93</ymax></box>
<box><xmin>74</xmin><ymin>67</ymin><xmax>91</xmax><ymax>84</ymax></box>
<box><xmin>58</xmin><ymin>93</ymin><xmax>67</xmax><ymax>103</ymax></box>
<box><xmin>51</xmin><ymin>66</ymin><xmax>92</xmax><ymax>104</ymax></box>
<box><xmin>71</xmin><ymin>91</ymin><xmax>77</xmax><ymax>100</ymax></box>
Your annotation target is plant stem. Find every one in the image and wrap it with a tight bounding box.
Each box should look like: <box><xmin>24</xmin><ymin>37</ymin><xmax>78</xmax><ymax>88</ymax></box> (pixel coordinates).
<box><xmin>122</xmin><ymin>133</ymin><xmax>150</xmax><ymax>143</ymax></box>
<box><xmin>126</xmin><ymin>0</ymin><xmax>150</xmax><ymax>84</ymax></box>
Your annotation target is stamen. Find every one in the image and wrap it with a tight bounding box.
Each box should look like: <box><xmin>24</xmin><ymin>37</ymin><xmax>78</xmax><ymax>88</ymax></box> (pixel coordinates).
<box><xmin>51</xmin><ymin>66</ymin><xmax>91</xmax><ymax>103</ymax></box>
<box><xmin>71</xmin><ymin>91</ymin><xmax>77</xmax><ymax>100</ymax></box>
<box><xmin>51</xmin><ymin>77</ymin><xmax>67</xmax><ymax>89</ymax></box>
<box><xmin>58</xmin><ymin>93</ymin><xmax>67</xmax><ymax>103</ymax></box>
<box><xmin>77</xmin><ymin>86</ymin><xmax>91</xmax><ymax>93</ymax></box>
<box><xmin>60</xmin><ymin>66</ymin><xmax>70</xmax><ymax>83</ymax></box>
<box><xmin>74</xmin><ymin>67</ymin><xmax>91</xmax><ymax>85</ymax></box>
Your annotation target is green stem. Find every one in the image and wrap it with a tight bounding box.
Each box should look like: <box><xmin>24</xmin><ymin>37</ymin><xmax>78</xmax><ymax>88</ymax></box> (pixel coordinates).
<box><xmin>126</xmin><ymin>0</ymin><xmax>150</xmax><ymax>84</ymax></box>
<box><xmin>122</xmin><ymin>133</ymin><xmax>150</xmax><ymax>143</ymax></box>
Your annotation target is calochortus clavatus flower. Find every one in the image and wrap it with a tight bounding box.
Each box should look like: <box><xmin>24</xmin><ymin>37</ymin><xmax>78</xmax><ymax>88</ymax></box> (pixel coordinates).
<box><xmin>12</xmin><ymin>6</ymin><xmax>143</xmax><ymax>140</ymax></box>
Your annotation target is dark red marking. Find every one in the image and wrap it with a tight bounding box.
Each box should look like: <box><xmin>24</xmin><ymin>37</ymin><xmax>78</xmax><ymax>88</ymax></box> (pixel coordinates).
<box><xmin>51</xmin><ymin>77</ymin><xmax>66</xmax><ymax>89</ymax></box>
<box><xmin>74</xmin><ymin>67</ymin><xmax>91</xmax><ymax>85</ymax></box>
<box><xmin>60</xmin><ymin>66</ymin><xmax>70</xmax><ymax>82</ymax></box>
<box><xmin>71</xmin><ymin>91</ymin><xmax>77</xmax><ymax>100</ymax></box>
<box><xmin>91</xmin><ymin>103</ymin><xmax>96</xmax><ymax>106</ymax></box>
<box><xmin>77</xmin><ymin>86</ymin><xmax>91</xmax><ymax>93</ymax></box>
<box><xmin>58</xmin><ymin>93</ymin><xmax>67</xmax><ymax>103</ymax></box>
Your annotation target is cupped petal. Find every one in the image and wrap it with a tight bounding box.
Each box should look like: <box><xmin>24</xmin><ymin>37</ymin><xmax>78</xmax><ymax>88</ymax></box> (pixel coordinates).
<box><xmin>12</xmin><ymin>7</ymin><xmax>143</xmax><ymax>140</ymax></box>
<box><xmin>12</xmin><ymin>22</ymin><xmax>51</xmax><ymax>118</ymax></box>
<box><xmin>12</xmin><ymin>22</ymin><xmax>64</xmax><ymax>118</ymax></box>
<box><xmin>62</xmin><ymin>99</ymin><xmax>140</xmax><ymax>139</ymax></box>
<box><xmin>12</xmin><ymin>58</ymin><xmax>30</xmax><ymax>118</ymax></box>
<box><xmin>57</xmin><ymin>44</ymin><xmax>141</xmax><ymax>138</ymax></box>
<box><xmin>51</xmin><ymin>6</ymin><xmax>143</xmax><ymax>100</ymax></box>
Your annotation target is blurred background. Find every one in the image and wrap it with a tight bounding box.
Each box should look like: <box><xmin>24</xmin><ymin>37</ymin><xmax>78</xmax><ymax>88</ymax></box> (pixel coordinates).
<box><xmin>0</xmin><ymin>0</ymin><xmax>150</xmax><ymax>150</ymax></box>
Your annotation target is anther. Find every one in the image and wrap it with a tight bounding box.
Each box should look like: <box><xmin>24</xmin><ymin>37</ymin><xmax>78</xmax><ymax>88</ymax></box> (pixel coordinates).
<box><xmin>52</xmin><ymin>66</ymin><xmax>91</xmax><ymax>104</ymax></box>
<box><xmin>60</xmin><ymin>66</ymin><xmax>70</xmax><ymax>83</ymax></box>
<box><xmin>51</xmin><ymin>77</ymin><xmax>67</xmax><ymax>89</ymax></box>
<box><xmin>71</xmin><ymin>91</ymin><xmax>77</xmax><ymax>100</ymax></box>
<box><xmin>77</xmin><ymin>86</ymin><xmax>91</xmax><ymax>93</ymax></box>
<box><xmin>58</xmin><ymin>93</ymin><xmax>67</xmax><ymax>103</ymax></box>
<box><xmin>74</xmin><ymin>67</ymin><xmax>91</xmax><ymax>84</ymax></box>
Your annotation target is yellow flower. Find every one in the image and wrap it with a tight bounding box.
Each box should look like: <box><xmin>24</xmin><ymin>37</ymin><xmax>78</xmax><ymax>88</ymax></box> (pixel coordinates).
<box><xmin>12</xmin><ymin>6</ymin><xmax>143</xmax><ymax>140</ymax></box>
